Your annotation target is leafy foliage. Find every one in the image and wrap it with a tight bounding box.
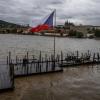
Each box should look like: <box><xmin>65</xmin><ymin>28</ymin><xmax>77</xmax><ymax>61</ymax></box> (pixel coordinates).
<box><xmin>94</xmin><ymin>29</ymin><xmax>100</xmax><ymax>37</ymax></box>
<box><xmin>68</xmin><ymin>30</ymin><xmax>84</xmax><ymax>38</ymax></box>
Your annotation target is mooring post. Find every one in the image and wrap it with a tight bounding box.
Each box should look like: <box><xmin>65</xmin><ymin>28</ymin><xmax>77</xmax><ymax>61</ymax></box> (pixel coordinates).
<box><xmin>97</xmin><ymin>53</ymin><xmax>100</xmax><ymax>62</ymax></box>
<box><xmin>98</xmin><ymin>53</ymin><xmax>100</xmax><ymax>62</ymax></box>
<box><xmin>36</xmin><ymin>62</ymin><xmax>38</xmax><ymax>72</ymax></box>
<box><xmin>42</xmin><ymin>57</ymin><xmax>43</xmax><ymax>70</ymax></box>
<box><xmin>76</xmin><ymin>51</ymin><xmax>79</xmax><ymax>60</ymax></box>
<box><xmin>81</xmin><ymin>53</ymin><xmax>84</xmax><ymax>64</ymax></box>
<box><xmin>49</xmin><ymin>57</ymin><xmax>51</xmax><ymax>67</ymax></box>
<box><xmin>46</xmin><ymin>59</ymin><xmax>48</xmax><ymax>72</ymax></box>
<box><xmin>16</xmin><ymin>56</ymin><xmax>18</xmax><ymax>64</ymax></box>
<box><xmin>61</xmin><ymin>51</ymin><xmax>63</xmax><ymax>65</ymax></box>
<box><xmin>93</xmin><ymin>53</ymin><xmax>96</xmax><ymax>62</ymax></box>
<box><xmin>51</xmin><ymin>55</ymin><xmax>53</xmax><ymax>71</ymax></box>
<box><xmin>9</xmin><ymin>63</ymin><xmax>14</xmax><ymax>89</ymax></box>
<box><xmin>26</xmin><ymin>52</ymin><xmax>29</xmax><ymax>75</ymax></box>
<box><xmin>9</xmin><ymin>52</ymin><xmax>11</xmax><ymax>65</ymax></box>
<box><xmin>7</xmin><ymin>56</ymin><xmax>8</xmax><ymax>65</ymax></box>
<box><xmin>39</xmin><ymin>51</ymin><xmax>42</xmax><ymax>72</ymax></box>
<box><xmin>58</xmin><ymin>54</ymin><xmax>60</xmax><ymax>63</ymax></box>
<box><xmin>37</xmin><ymin>60</ymin><xmax>39</xmax><ymax>73</ymax></box>
<box><xmin>40</xmin><ymin>62</ymin><xmax>41</xmax><ymax>73</ymax></box>
<box><xmin>87</xmin><ymin>50</ymin><xmax>89</xmax><ymax>56</ymax></box>
<box><xmin>72</xmin><ymin>52</ymin><xmax>74</xmax><ymax>64</ymax></box>
<box><xmin>39</xmin><ymin>51</ymin><xmax>42</xmax><ymax>62</ymax></box>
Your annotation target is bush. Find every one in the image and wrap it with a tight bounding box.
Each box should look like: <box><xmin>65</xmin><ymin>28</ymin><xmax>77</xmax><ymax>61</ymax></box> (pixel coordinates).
<box><xmin>94</xmin><ymin>29</ymin><xmax>100</xmax><ymax>37</ymax></box>
<box><xmin>68</xmin><ymin>30</ymin><xmax>76</xmax><ymax>36</ymax></box>
<box><xmin>76</xmin><ymin>32</ymin><xmax>84</xmax><ymax>38</ymax></box>
<box><xmin>68</xmin><ymin>30</ymin><xmax>83</xmax><ymax>38</ymax></box>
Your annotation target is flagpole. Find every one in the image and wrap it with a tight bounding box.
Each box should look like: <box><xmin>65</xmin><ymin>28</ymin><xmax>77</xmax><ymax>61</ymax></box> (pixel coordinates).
<box><xmin>54</xmin><ymin>9</ymin><xmax>56</xmax><ymax>67</ymax></box>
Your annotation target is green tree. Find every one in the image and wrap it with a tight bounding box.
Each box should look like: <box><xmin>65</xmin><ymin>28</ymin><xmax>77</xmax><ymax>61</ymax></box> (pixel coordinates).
<box><xmin>76</xmin><ymin>32</ymin><xmax>84</xmax><ymax>38</ymax></box>
<box><xmin>94</xmin><ymin>29</ymin><xmax>100</xmax><ymax>37</ymax></box>
<box><xmin>68</xmin><ymin>30</ymin><xmax>83</xmax><ymax>38</ymax></box>
<box><xmin>68</xmin><ymin>30</ymin><xmax>76</xmax><ymax>36</ymax></box>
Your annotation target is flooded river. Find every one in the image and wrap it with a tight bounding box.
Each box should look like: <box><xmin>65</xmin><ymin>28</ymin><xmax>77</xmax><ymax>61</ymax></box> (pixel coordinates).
<box><xmin>0</xmin><ymin>65</ymin><xmax>100</xmax><ymax>100</ymax></box>
<box><xmin>0</xmin><ymin>34</ymin><xmax>100</xmax><ymax>59</ymax></box>
<box><xmin>0</xmin><ymin>34</ymin><xmax>100</xmax><ymax>100</ymax></box>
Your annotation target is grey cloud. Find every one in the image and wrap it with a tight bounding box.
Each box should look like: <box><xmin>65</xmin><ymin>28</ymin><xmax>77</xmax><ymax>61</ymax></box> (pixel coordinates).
<box><xmin>0</xmin><ymin>0</ymin><xmax>100</xmax><ymax>26</ymax></box>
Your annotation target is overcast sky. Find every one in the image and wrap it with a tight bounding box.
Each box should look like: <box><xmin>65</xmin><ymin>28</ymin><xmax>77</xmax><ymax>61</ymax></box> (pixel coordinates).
<box><xmin>0</xmin><ymin>0</ymin><xmax>100</xmax><ymax>26</ymax></box>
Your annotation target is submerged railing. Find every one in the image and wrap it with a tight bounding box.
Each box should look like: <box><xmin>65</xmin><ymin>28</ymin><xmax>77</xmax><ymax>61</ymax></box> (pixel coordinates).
<box><xmin>1</xmin><ymin>50</ymin><xmax>100</xmax><ymax>92</ymax></box>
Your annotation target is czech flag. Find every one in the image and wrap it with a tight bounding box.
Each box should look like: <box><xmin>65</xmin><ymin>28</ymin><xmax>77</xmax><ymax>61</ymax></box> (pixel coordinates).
<box><xmin>30</xmin><ymin>11</ymin><xmax>55</xmax><ymax>33</ymax></box>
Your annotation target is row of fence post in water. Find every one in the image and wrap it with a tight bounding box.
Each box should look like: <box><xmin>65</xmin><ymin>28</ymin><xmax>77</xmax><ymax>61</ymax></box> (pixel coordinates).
<box><xmin>1</xmin><ymin>50</ymin><xmax>100</xmax><ymax>92</ymax></box>
<box><xmin>6</xmin><ymin>50</ymin><xmax>100</xmax><ymax>78</ymax></box>
<box><xmin>7</xmin><ymin>51</ymin><xmax>64</xmax><ymax>77</ymax></box>
<box><xmin>7</xmin><ymin>50</ymin><xmax>100</xmax><ymax>66</ymax></box>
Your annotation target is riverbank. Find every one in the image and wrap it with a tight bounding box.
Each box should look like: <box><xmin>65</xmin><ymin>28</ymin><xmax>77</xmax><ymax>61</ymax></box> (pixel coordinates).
<box><xmin>0</xmin><ymin>32</ymin><xmax>69</xmax><ymax>38</ymax></box>
<box><xmin>0</xmin><ymin>33</ymin><xmax>95</xmax><ymax>39</ymax></box>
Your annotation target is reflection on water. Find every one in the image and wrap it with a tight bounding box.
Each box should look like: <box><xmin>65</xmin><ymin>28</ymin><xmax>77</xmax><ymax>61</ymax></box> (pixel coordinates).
<box><xmin>20</xmin><ymin>65</ymin><xmax>100</xmax><ymax>100</ymax></box>
<box><xmin>0</xmin><ymin>65</ymin><xmax>100</xmax><ymax>100</ymax></box>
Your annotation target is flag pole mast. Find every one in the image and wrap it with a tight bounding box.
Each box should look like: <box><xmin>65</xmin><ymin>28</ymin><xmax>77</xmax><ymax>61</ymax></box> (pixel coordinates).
<box><xmin>54</xmin><ymin>9</ymin><xmax>56</xmax><ymax>66</ymax></box>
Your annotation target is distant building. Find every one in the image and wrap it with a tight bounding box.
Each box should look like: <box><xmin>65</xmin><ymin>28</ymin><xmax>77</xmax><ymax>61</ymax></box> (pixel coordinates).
<box><xmin>65</xmin><ymin>20</ymin><xmax>75</xmax><ymax>29</ymax></box>
<box><xmin>63</xmin><ymin>20</ymin><xmax>100</xmax><ymax>37</ymax></box>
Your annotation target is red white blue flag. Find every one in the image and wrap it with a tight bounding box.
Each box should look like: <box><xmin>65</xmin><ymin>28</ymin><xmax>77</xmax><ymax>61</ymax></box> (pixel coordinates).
<box><xmin>30</xmin><ymin>11</ymin><xmax>55</xmax><ymax>33</ymax></box>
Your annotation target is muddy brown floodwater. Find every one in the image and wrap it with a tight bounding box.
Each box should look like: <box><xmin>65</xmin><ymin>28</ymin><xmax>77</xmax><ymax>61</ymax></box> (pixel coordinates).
<box><xmin>0</xmin><ymin>65</ymin><xmax>100</xmax><ymax>100</ymax></box>
<box><xmin>0</xmin><ymin>34</ymin><xmax>100</xmax><ymax>100</ymax></box>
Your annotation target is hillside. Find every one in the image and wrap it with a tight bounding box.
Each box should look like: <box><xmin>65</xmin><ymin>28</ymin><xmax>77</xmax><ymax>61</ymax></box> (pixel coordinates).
<box><xmin>0</xmin><ymin>20</ymin><xmax>23</xmax><ymax>28</ymax></box>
